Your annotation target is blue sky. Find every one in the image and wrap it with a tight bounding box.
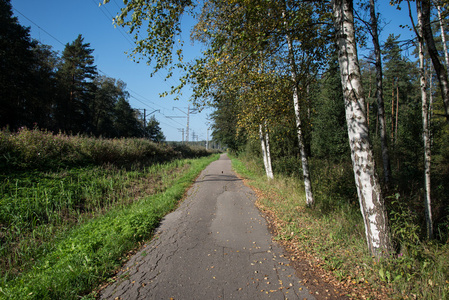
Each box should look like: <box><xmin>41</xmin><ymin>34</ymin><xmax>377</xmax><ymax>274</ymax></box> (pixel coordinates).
<box><xmin>11</xmin><ymin>0</ymin><xmax>210</xmax><ymax>142</ymax></box>
<box><xmin>10</xmin><ymin>1</ymin><xmax>416</xmax><ymax>141</ymax></box>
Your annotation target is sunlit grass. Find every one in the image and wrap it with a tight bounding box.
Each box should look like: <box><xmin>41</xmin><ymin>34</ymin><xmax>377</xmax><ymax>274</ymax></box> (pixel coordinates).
<box><xmin>0</xmin><ymin>128</ymin><xmax>219</xmax><ymax>299</ymax></box>
<box><xmin>0</xmin><ymin>154</ymin><xmax>219</xmax><ymax>300</ymax></box>
<box><xmin>0</xmin><ymin>160</ymin><xmax>186</xmax><ymax>277</ymax></box>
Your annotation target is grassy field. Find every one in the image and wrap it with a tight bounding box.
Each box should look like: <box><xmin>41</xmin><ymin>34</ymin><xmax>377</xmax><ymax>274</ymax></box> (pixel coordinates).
<box><xmin>0</xmin><ymin>127</ymin><xmax>219</xmax><ymax>299</ymax></box>
<box><xmin>230</xmin><ymin>154</ymin><xmax>449</xmax><ymax>300</ymax></box>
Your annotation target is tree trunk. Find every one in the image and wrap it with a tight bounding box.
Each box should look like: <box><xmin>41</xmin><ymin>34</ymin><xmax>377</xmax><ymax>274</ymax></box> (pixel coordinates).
<box><xmin>391</xmin><ymin>79</ymin><xmax>395</xmax><ymax>144</ymax></box>
<box><xmin>369</xmin><ymin>0</ymin><xmax>391</xmax><ymax>186</ymax></box>
<box><xmin>436</xmin><ymin>4</ymin><xmax>449</xmax><ymax>76</ymax></box>
<box><xmin>264</xmin><ymin>122</ymin><xmax>274</xmax><ymax>179</ymax></box>
<box><xmin>332</xmin><ymin>0</ymin><xmax>392</xmax><ymax>256</ymax></box>
<box><xmin>367</xmin><ymin>74</ymin><xmax>370</xmax><ymax>127</ymax></box>
<box><xmin>259</xmin><ymin>123</ymin><xmax>274</xmax><ymax>180</ymax></box>
<box><xmin>416</xmin><ymin>2</ymin><xmax>434</xmax><ymax>239</ymax></box>
<box><xmin>376</xmin><ymin>110</ymin><xmax>379</xmax><ymax>136</ymax></box>
<box><xmin>420</xmin><ymin>0</ymin><xmax>449</xmax><ymax>122</ymax></box>
<box><xmin>259</xmin><ymin>124</ymin><xmax>269</xmax><ymax>178</ymax></box>
<box><xmin>395</xmin><ymin>85</ymin><xmax>399</xmax><ymax>143</ymax></box>
<box><xmin>429</xmin><ymin>60</ymin><xmax>434</xmax><ymax>121</ymax></box>
<box><xmin>283</xmin><ymin>9</ymin><xmax>314</xmax><ymax>206</ymax></box>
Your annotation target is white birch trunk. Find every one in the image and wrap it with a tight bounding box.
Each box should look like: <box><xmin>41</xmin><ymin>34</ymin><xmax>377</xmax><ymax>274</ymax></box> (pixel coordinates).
<box><xmin>283</xmin><ymin>9</ymin><xmax>314</xmax><ymax>206</ymax></box>
<box><xmin>264</xmin><ymin>121</ymin><xmax>274</xmax><ymax>179</ymax></box>
<box><xmin>437</xmin><ymin>5</ymin><xmax>449</xmax><ymax>77</ymax></box>
<box><xmin>259</xmin><ymin>124</ymin><xmax>270</xmax><ymax>179</ymax></box>
<box><xmin>417</xmin><ymin>3</ymin><xmax>434</xmax><ymax>239</ymax></box>
<box><xmin>332</xmin><ymin>0</ymin><xmax>391</xmax><ymax>256</ymax></box>
<box><xmin>420</xmin><ymin>0</ymin><xmax>449</xmax><ymax>123</ymax></box>
<box><xmin>286</xmin><ymin>40</ymin><xmax>314</xmax><ymax>206</ymax></box>
<box><xmin>429</xmin><ymin>60</ymin><xmax>434</xmax><ymax>121</ymax></box>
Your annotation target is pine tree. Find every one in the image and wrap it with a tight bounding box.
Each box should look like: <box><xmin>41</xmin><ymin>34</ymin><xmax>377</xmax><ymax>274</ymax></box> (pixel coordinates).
<box><xmin>383</xmin><ymin>34</ymin><xmax>422</xmax><ymax>176</ymax></box>
<box><xmin>56</xmin><ymin>34</ymin><xmax>97</xmax><ymax>133</ymax></box>
<box><xmin>210</xmin><ymin>95</ymin><xmax>247</xmax><ymax>152</ymax></box>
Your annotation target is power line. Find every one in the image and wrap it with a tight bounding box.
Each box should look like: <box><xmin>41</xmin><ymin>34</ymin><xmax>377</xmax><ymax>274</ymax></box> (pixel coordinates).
<box><xmin>111</xmin><ymin>0</ymin><xmax>123</xmax><ymax>11</ymax></box>
<box><xmin>12</xmin><ymin>4</ymin><xmax>196</xmax><ymax>137</ymax></box>
<box><xmin>99</xmin><ymin>1</ymin><xmax>191</xmax><ymax>104</ymax></box>
<box><xmin>97</xmin><ymin>70</ymin><xmax>187</xmax><ymax>128</ymax></box>
<box><xmin>12</xmin><ymin>7</ymin><xmax>66</xmax><ymax>47</ymax></box>
<box><xmin>126</xmin><ymin>87</ymin><xmax>168</xmax><ymax>110</ymax></box>
<box><xmin>130</xmin><ymin>95</ymin><xmax>155</xmax><ymax>110</ymax></box>
<box><xmin>92</xmin><ymin>0</ymin><xmax>135</xmax><ymax>47</ymax></box>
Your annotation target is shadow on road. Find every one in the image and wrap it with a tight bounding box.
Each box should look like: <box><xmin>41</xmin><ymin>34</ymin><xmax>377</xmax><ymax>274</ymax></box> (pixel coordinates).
<box><xmin>196</xmin><ymin>174</ymin><xmax>241</xmax><ymax>183</ymax></box>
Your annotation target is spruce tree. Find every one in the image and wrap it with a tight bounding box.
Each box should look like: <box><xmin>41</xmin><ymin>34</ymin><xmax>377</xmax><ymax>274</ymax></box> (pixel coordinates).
<box><xmin>311</xmin><ymin>53</ymin><xmax>349</xmax><ymax>162</ymax></box>
<box><xmin>29</xmin><ymin>43</ymin><xmax>59</xmax><ymax>130</ymax></box>
<box><xmin>145</xmin><ymin>115</ymin><xmax>165</xmax><ymax>142</ymax></box>
<box><xmin>0</xmin><ymin>0</ymin><xmax>36</xmax><ymax>129</ymax></box>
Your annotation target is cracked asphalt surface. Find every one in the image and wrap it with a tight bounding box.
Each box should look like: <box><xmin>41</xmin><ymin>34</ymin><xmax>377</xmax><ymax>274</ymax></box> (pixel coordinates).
<box><xmin>99</xmin><ymin>153</ymin><xmax>315</xmax><ymax>300</ymax></box>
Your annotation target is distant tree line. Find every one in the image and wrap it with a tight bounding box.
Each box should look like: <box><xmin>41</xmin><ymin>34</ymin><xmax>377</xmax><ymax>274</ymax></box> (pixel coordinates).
<box><xmin>0</xmin><ymin>0</ymin><xmax>165</xmax><ymax>141</ymax></box>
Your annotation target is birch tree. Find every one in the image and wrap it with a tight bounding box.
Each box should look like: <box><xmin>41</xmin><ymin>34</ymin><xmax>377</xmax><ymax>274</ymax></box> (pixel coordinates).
<box><xmin>332</xmin><ymin>0</ymin><xmax>392</xmax><ymax>256</ymax></box>
<box><xmin>419</xmin><ymin>0</ymin><xmax>449</xmax><ymax>122</ymax></box>
<box><xmin>283</xmin><ymin>8</ymin><xmax>314</xmax><ymax>206</ymax></box>
<box><xmin>368</xmin><ymin>0</ymin><xmax>392</xmax><ymax>186</ymax></box>
<box><xmin>259</xmin><ymin>122</ymin><xmax>274</xmax><ymax>179</ymax></box>
<box><xmin>190</xmin><ymin>0</ymin><xmax>327</xmax><ymax>192</ymax></box>
<box><xmin>192</xmin><ymin>8</ymin><xmax>279</xmax><ymax>180</ymax></box>
<box><xmin>407</xmin><ymin>0</ymin><xmax>434</xmax><ymax>239</ymax></box>
<box><xmin>435</xmin><ymin>3</ymin><xmax>449</xmax><ymax>75</ymax></box>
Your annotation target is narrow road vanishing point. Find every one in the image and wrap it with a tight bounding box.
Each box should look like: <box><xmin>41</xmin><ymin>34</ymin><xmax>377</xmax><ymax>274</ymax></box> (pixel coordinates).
<box><xmin>100</xmin><ymin>153</ymin><xmax>315</xmax><ymax>299</ymax></box>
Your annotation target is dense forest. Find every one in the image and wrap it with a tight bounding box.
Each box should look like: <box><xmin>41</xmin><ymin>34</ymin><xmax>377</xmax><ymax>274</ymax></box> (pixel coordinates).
<box><xmin>0</xmin><ymin>0</ymin><xmax>165</xmax><ymax>141</ymax></box>
<box><xmin>107</xmin><ymin>0</ymin><xmax>449</xmax><ymax>257</ymax></box>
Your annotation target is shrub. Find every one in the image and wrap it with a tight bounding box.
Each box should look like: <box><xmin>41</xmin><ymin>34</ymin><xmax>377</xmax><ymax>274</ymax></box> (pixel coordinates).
<box><xmin>0</xmin><ymin>127</ymin><xmax>213</xmax><ymax>171</ymax></box>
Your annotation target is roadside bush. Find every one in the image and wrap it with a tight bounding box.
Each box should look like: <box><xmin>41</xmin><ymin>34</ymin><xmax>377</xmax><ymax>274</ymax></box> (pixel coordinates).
<box><xmin>0</xmin><ymin>127</ymin><xmax>212</xmax><ymax>171</ymax></box>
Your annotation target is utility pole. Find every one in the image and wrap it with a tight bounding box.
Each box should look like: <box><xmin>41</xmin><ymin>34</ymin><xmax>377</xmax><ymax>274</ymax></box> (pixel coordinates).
<box><xmin>177</xmin><ymin>128</ymin><xmax>185</xmax><ymax>143</ymax></box>
<box><xmin>186</xmin><ymin>104</ymin><xmax>190</xmax><ymax>142</ymax></box>
<box><xmin>206</xmin><ymin>128</ymin><xmax>209</xmax><ymax>150</ymax></box>
<box><xmin>170</xmin><ymin>105</ymin><xmax>198</xmax><ymax>143</ymax></box>
<box><xmin>137</xmin><ymin>109</ymin><xmax>160</xmax><ymax>137</ymax></box>
<box><xmin>139</xmin><ymin>109</ymin><xmax>161</xmax><ymax>127</ymax></box>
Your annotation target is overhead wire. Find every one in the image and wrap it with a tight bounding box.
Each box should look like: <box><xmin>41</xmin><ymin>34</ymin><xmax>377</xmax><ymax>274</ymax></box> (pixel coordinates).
<box><xmin>92</xmin><ymin>0</ymin><xmax>135</xmax><ymax>47</ymax></box>
<box><xmin>93</xmin><ymin>0</ymin><xmax>195</xmax><ymax>129</ymax></box>
<box><xmin>13</xmin><ymin>4</ymin><xmax>190</xmax><ymax>131</ymax></box>
<box><xmin>98</xmin><ymin>0</ymin><xmax>192</xmax><ymax>104</ymax></box>
<box><xmin>99</xmin><ymin>0</ymin><xmax>208</xmax><ymax>140</ymax></box>
<box><xmin>12</xmin><ymin>7</ymin><xmax>66</xmax><ymax>47</ymax></box>
<box><xmin>12</xmin><ymin>3</ymin><xmax>201</xmax><ymax>136</ymax></box>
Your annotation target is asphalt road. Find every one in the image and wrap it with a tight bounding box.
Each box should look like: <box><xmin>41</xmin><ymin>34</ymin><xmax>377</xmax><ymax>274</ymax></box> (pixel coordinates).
<box><xmin>100</xmin><ymin>153</ymin><xmax>315</xmax><ymax>300</ymax></box>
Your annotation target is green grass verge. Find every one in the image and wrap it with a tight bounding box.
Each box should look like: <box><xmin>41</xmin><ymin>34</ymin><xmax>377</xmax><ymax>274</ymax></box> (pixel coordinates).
<box><xmin>0</xmin><ymin>154</ymin><xmax>219</xmax><ymax>300</ymax></box>
<box><xmin>229</xmin><ymin>153</ymin><xmax>449</xmax><ymax>300</ymax></box>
